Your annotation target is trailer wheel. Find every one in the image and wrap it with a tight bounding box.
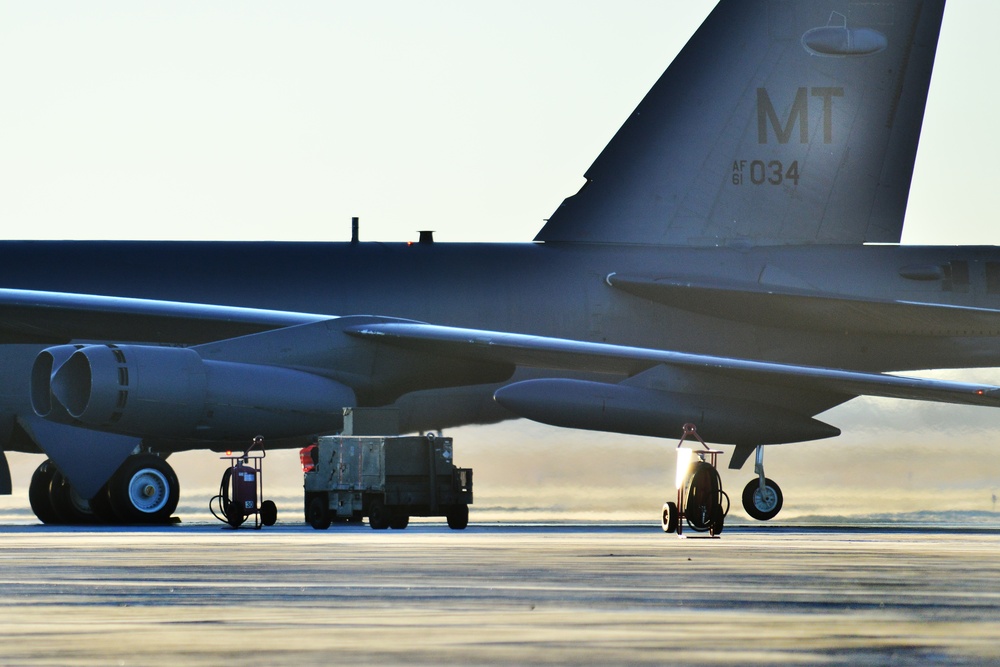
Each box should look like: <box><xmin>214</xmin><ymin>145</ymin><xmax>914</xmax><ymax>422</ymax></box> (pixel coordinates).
<box><xmin>307</xmin><ymin>496</ymin><xmax>330</xmax><ymax>530</ymax></box>
<box><xmin>260</xmin><ymin>500</ymin><xmax>277</xmax><ymax>527</ymax></box>
<box><xmin>368</xmin><ymin>499</ymin><xmax>390</xmax><ymax>529</ymax></box>
<box><xmin>661</xmin><ymin>501</ymin><xmax>678</xmax><ymax>534</ymax></box>
<box><xmin>389</xmin><ymin>514</ymin><xmax>409</xmax><ymax>530</ymax></box>
<box><xmin>446</xmin><ymin>504</ymin><xmax>469</xmax><ymax>530</ymax></box>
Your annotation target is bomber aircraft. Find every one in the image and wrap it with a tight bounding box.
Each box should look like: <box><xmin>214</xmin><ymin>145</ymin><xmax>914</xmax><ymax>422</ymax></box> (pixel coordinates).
<box><xmin>2</xmin><ymin>0</ymin><xmax>996</xmax><ymax>524</ymax></box>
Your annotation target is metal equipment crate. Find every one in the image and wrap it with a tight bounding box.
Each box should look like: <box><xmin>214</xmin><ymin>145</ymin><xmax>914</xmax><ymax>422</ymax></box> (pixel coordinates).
<box><xmin>303</xmin><ymin>433</ymin><xmax>472</xmax><ymax>530</ymax></box>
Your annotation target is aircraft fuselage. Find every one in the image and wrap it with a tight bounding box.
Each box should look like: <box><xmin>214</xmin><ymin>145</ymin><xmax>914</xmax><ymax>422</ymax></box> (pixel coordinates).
<box><xmin>0</xmin><ymin>240</ymin><xmax>997</xmax><ymax>381</ymax></box>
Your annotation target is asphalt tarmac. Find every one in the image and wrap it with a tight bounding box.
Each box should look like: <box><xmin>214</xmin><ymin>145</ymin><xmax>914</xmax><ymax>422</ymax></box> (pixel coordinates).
<box><xmin>0</xmin><ymin>523</ymin><xmax>999</xmax><ymax>665</ymax></box>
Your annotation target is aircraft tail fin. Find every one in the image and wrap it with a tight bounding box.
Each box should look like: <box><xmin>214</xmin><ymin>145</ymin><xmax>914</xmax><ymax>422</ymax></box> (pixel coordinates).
<box><xmin>535</xmin><ymin>0</ymin><xmax>946</xmax><ymax>247</ymax></box>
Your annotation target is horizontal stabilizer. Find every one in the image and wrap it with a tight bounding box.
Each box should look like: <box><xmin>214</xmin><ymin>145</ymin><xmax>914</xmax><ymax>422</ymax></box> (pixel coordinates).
<box><xmin>607</xmin><ymin>274</ymin><xmax>1000</xmax><ymax>336</ymax></box>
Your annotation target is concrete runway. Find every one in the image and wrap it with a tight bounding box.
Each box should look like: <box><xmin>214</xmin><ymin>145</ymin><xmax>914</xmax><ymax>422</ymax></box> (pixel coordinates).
<box><xmin>1</xmin><ymin>523</ymin><xmax>999</xmax><ymax>665</ymax></box>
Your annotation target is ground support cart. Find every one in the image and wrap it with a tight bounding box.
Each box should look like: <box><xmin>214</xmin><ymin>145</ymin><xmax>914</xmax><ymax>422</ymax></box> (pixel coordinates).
<box><xmin>210</xmin><ymin>436</ymin><xmax>278</xmax><ymax>529</ymax></box>
<box><xmin>662</xmin><ymin>424</ymin><xmax>729</xmax><ymax>538</ymax></box>
<box><xmin>303</xmin><ymin>433</ymin><xmax>472</xmax><ymax>530</ymax></box>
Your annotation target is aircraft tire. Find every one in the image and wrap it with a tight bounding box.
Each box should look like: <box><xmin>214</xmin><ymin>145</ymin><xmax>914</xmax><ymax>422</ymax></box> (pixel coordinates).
<box><xmin>48</xmin><ymin>470</ymin><xmax>94</xmax><ymax>524</ymax></box>
<box><xmin>28</xmin><ymin>460</ymin><xmax>60</xmax><ymax>524</ymax></box>
<box><xmin>368</xmin><ymin>499</ymin><xmax>390</xmax><ymax>529</ymax></box>
<box><xmin>108</xmin><ymin>454</ymin><xmax>179</xmax><ymax>524</ymax></box>
<box><xmin>661</xmin><ymin>501</ymin><xmax>678</xmax><ymax>534</ymax></box>
<box><xmin>742</xmin><ymin>478</ymin><xmax>783</xmax><ymax>521</ymax></box>
<box><xmin>88</xmin><ymin>485</ymin><xmax>119</xmax><ymax>524</ymax></box>
<box><xmin>389</xmin><ymin>514</ymin><xmax>409</xmax><ymax>530</ymax></box>
<box><xmin>260</xmin><ymin>500</ymin><xmax>277</xmax><ymax>527</ymax></box>
<box><xmin>307</xmin><ymin>496</ymin><xmax>331</xmax><ymax>530</ymax></box>
<box><xmin>446</xmin><ymin>504</ymin><xmax>469</xmax><ymax>530</ymax></box>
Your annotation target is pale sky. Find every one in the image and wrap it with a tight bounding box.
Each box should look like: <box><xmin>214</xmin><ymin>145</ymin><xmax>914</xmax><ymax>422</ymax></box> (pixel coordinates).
<box><xmin>1</xmin><ymin>1</ymin><xmax>997</xmax><ymax>244</ymax></box>
<box><xmin>1</xmin><ymin>2</ymin><xmax>999</xmax><ymax>521</ymax></box>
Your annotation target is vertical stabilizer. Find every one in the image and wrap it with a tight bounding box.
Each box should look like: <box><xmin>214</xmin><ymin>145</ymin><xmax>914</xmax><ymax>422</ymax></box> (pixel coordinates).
<box><xmin>535</xmin><ymin>0</ymin><xmax>946</xmax><ymax>247</ymax></box>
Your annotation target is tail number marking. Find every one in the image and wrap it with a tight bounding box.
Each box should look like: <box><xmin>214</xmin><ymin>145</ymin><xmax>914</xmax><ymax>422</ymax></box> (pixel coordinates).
<box><xmin>731</xmin><ymin>160</ymin><xmax>799</xmax><ymax>186</ymax></box>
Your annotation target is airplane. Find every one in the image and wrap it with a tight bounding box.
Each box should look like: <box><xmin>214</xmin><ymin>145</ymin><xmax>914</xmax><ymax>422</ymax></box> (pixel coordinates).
<box><xmin>0</xmin><ymin>0</ymin><xmax>994</xmax><ymax>525</ymax></box>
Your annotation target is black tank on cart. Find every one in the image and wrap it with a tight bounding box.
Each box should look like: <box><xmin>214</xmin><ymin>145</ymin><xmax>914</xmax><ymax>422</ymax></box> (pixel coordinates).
<box><xmin>210</xmin><ymin>436</ymin><xmax>278</xmax><ymax>529</ymax></box>
<box><xmin>662</xmin><ymin>424</ymin><xmax>729</xmax><ymax>538</ymax></box>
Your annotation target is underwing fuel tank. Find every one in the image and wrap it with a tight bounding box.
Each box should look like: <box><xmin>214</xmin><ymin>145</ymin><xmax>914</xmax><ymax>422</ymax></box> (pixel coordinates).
<box><xmin>31</xmin><ymin>344</ymin><xmax>355</xmax><ymax>440</ymax></box>
<box><xmin>494</xmin><ymin>379</ymin><xmax>840</xmax><ymax>445</ymax></box>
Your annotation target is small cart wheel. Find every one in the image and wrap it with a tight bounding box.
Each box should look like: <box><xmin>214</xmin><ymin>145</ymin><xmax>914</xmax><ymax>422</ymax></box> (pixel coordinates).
<box><xmin>226</xmin><ymin>503</ymin><xmax>245</xmax><ymax>528</ymax></box>
<box><xmin>260</xmin><ymin>500</ymin><xmax>277</xmax><ymax>527</ymax></box>
<box><xmin>712</xmin><ymin>504</ymin><xmax>725</xmax><ymax>534</ymax></box>
<box><xmin>307</xmin><ymin>496</ymin><xmax>330</xmax><ymax>530</ymax></box>
<box><xmin>661</xmin><ymin>501</ymin><xmax>678</xmax><ymax>534</ymax></box>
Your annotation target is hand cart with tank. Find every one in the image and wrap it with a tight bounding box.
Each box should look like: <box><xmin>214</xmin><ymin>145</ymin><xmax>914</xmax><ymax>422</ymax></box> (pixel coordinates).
<box><xmin>662</xmin><ymin>423</ymin><xmax>729</xmax><ymax>537</ymax></box>
<box><xmin>210</xmin><ymin>435</ymin><xmax>278</xmax><ymax>529</ymax></box>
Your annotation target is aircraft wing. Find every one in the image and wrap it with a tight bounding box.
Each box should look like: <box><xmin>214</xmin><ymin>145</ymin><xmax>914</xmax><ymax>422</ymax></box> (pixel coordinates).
<box><xmin>346</xmin><ymin>322</ymin><xmax>1000</xmax><ymax>409</ymax></box>
<box><xmin>0</xmin><ymin>288</ymin><xmax>326</xmax><ymax>344</ymax></box>
<box><xmin>6</xmin><ymin>287</ymin><xmax>997</xmax><ymax>410</ymax></box>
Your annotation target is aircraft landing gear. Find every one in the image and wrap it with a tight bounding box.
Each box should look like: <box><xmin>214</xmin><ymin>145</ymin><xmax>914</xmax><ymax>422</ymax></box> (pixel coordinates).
<box><xmin>741</xmin><ymin>445</ymin><xmax>783</xmax><ymax>521</ymax></box>
<box><xmin>108</xmin><ymin>454</ymin><xmax>179</xmax><ymax>524</ymax></box>
<box><xmin>28</xmin><ymin>460</ymin><xmax>60</xmax><ymax>524</ymax></box>
<box><xmin>28</xmin><ymin>455</ymin><xmax>180</xmax><ymax>525</ymax></box>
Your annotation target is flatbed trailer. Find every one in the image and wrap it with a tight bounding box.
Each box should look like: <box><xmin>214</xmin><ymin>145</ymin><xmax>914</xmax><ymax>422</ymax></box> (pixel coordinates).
<box><xmin>303</xmin><ymin>433</ymin><xmax>472</xmax><ymax>530</ymax></box>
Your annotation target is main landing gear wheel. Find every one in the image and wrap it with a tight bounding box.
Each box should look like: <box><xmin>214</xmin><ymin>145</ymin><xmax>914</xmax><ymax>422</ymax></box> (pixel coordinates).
<box><xmin>742</xmin><ymin>478</ymin><xmax>783</xmax><ymax>521</ymax></box>
<box><xmin>87</xmin><ymin>484</ymin><xmax>118</xmax><ymax>524</ymax></box>
<box><xmin>108</xmin><ymin>454</ymin><xmax>179</xmax><ymax>524</ymax></box>
<box><xmin>28</xmin><ymin>460</ymin><xmax>60</xmax><ymax>524</ymax></box>
<box><xmin>30</xmin><ymin>460</ymin><xmax>95</xmax><ymax>525</ymax></box>
<box><xmin>48</xmin><ymin>469</ymin><xmax>94</xmax><ymax>524</ymax></box>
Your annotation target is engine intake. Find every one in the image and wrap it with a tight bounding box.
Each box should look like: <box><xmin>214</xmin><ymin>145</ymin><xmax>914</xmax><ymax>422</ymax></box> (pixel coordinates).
<box><xmin>31</xmin><ymin>344</ymin><xmax>356</xmax><ymax>440</ymax></box>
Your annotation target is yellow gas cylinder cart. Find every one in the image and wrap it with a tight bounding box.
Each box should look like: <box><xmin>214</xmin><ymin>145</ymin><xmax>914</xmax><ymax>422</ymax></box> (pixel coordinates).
<box><xmin>662</xmin><ymin>424</ymin><xmax>729</xmax><ymax>538</ymax></box>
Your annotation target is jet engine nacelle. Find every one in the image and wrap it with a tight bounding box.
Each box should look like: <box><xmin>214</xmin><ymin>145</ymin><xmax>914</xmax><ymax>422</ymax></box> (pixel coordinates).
<box><xmin>494</xmin><ymin>378</ymin><xmax>840</xmax><ymax>445</ymax></box>
<box><xmin>31</xmin><ymin>344</ymin><xmax>356</xmax><ymax>440</ymax></box>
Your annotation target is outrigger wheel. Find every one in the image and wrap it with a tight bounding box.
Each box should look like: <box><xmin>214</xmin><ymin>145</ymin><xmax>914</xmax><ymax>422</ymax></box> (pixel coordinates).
<box><xmin>742</xmin><ymin>478</ymin><xmax>783</xmax><ymax>521</ymax></box>
<box><xmin>739</xmin><ymin>444</ymin><xmax>784</xmax><ymax>521</ymax></box>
